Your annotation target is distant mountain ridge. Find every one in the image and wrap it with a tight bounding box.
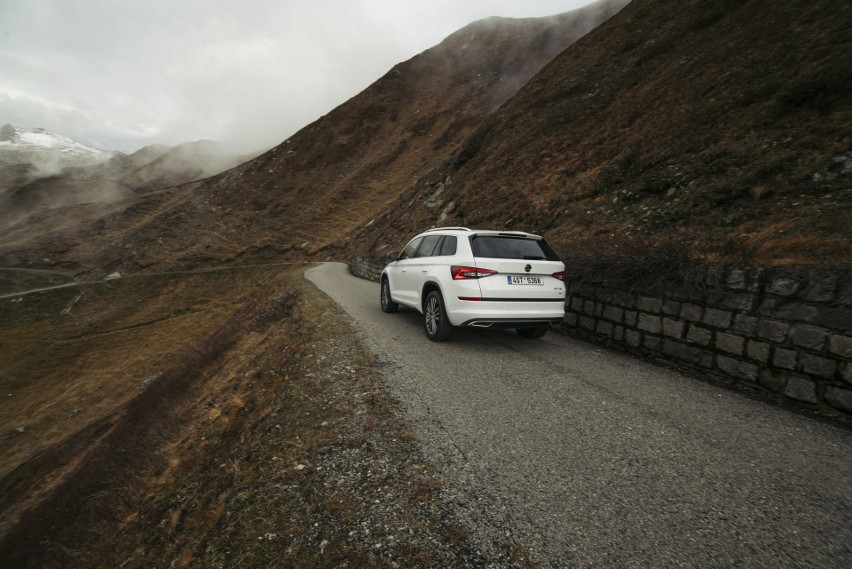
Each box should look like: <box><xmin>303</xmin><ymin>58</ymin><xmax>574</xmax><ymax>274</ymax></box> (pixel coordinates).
<box><xmin>0</xmin><ymin>123</ymin><xmax>115</xmax><ymax>170</ymax></box>
<box><xmin>0</xmin><ymin>131</ymin><xmax>257</xmax><ymax>256</ymax></box>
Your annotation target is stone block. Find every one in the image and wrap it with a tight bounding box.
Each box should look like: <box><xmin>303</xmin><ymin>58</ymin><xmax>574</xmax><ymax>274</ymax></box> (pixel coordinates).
<box><xmin>757</xmin><ymin>319</ymin><xmax>790</xmax><ymax>343</ymax></box>
<box><xmin>583</xmin><ymin>300</ymin><xmax>596</xmax><ymax>316</ymax></box>
<box><xmin>638</xmin><ymin>314</ymin><xmax>662</xmax><ymax>334</ymax></box>
<box><xmin>613</xmin><ymin>326</ymin><xmax>625</xmax><ymax>342</ymax></box>
<box><xmin>758</xmin><ymin>370</ymin><xmax>785</xmax><ymax>393</ymax></box>
<box><xmin>686</xmin><ymin>324</ymin><xmax>712</xmax><ymax>345</ymax></box>
<box><xmin>625</xmin><ymin>329</ymin><xmax>642</xmax><ymax>348</ymax></box>
<box><xmin>565</xmin><ymin>313</ymin><xmax>578</xmax><ymax>327</ymax></box>
<box><xmin>725</xmin><ymin>267</ymin><xmax>748</xmax><ymax>290</ymax></box>
<box><xmin>841</xmin><ymin>362</ymin><xmax>852</xmax><ymax>384</ymax></box>
<box><xmin>680</xmin><ymin>303</ymin><xmax>703</xmax><ymax>322</ymax></box>
<box><xmin>766</xmin><ymin>275</ymin><xmax>801</xmax><ymax>296</ymax></box>
<box><xmin>643</xmin><ymin>334</ymin><xmax>661</xmax><ymax>351</ymax></box>
<box><xmin>838</xmin><ymin>274</ymin><xmax>852</xmax><ymax>305</ymax></box>
<box><xmin>758</xmin><ymin>297</ymin><xmax>781</xmax><ymax>316</ymax></box>
<box><xmin>703</xmin><ymin>308</ymin><xmax>733</xmax><ymax>328</ymax></box>
<box><xmin>717</xmin><ymin>356</ymin><xmax>758</xmax><ymax>382</ymax></box>
<box><xmin>773</xmin><ymin>348</ymin><xmax>798</xmax><ymax>370</ymax></box>
<box><xmin>803</xmin><ymin>272</ymin><xmax>838</xmax><ymax>302</ymax></box>
<box><xmin>716</xmin><ymin>333</ymin><xmax>744</xmax><ymax>355</ymax></box>
<box><xmin>826</xmin><ymin>386</ymin><xmax>852</xmax><ymax>413</ymax></box>
<box><xmin>775</xmin><ymin>302</ymin><xmax>819</xmax><ymax>324</ymax></box>
<box><xmin>662</xmin><ymin>300</ymin><xmax>681</xmax><ymax>316</ymax></box>
<box><xmin>726</xmin><ymin>267</ymin><xmax>764</xmax><ymax>292</ymax></box>
<box><xmin>788</xmin><ymin>325</ymin><xmax>828</xmax><ymax>351</ymax></box>
<box><xmin>746</xmin><ymin>341</ymin><xmax>770</xmax><ymax>363</ymax></box>
<box><xmin>800</xmin><ymin>354</ymin><xmax>836</xmax><ymax>378</ymax></box>
<box><xmin>596</xmin><ymin>320</ymin><xmax>614</xmax><ymax>338</ymax></box>
<box><xmin>579</xmin><ymin>316</ymin><xmax>596</xmax><ymax>331</ymax></box>
<box><xmin>570</xmin><ymin>297</ymin><xmax>584</xmax><ymax>313</ymax></box>
<box><xmin>663</xmin><ymin>318</ymin><xmax>685</xmax><ymax>339</ymax></box>
<box><xmin>603</xmin><ymin>305</ymin><xmax>624</xmax><ymax>323</ymax></box>
<box><xmin>720</xmin><ymin>292</ymin><xmax>757</xmax><ymax>311</ymax></box>
<box><xmin>784</xmin><ymin>376</ymin><xmax>818</xmax><ymax>403</ymax></box>
<box><xmin>624</xmin><ymin>310</ymin><xmax>638</xmax><ymax>327</ymax></box>
<box><xmin>663</xmin><ymin>340</ymin><xmax>712</xmax><ymax>366</ymax></box>
<box><xmin>818</xmin><ymin>308</ymin><xmax>852</xmax><ymax>333</ymax></box>
<box><xmin>732</xmin><ymin>314</ymin><xmax>758</xmax><ymax>335</ymax></box>
<box><xmin>829</xmin><ymin>335</ymin><xmax>852</xmax><ymax>359</ymax></box>
<box><xmin>638</xmin><ymin>296</ymin><xmax>663</xmax><ymax>313</ymax></box>
<box><xmin>594</xmin><ymin>302</ymin><xmax>604</xmax><ymax>317</ymax></box>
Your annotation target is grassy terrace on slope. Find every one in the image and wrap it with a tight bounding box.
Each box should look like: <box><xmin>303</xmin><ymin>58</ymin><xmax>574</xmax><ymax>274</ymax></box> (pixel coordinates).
<box><xmin>355</xmin><ymin>0</ymin><xmax>851</xmax><ymax>266</ymax></box>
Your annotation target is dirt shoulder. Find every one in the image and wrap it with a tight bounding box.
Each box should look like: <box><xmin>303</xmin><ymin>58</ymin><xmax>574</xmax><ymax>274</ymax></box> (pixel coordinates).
<box><xmin>0</xmin><ymin>267</ymin><xmax>493</xmax><ymax>568</ymax></box>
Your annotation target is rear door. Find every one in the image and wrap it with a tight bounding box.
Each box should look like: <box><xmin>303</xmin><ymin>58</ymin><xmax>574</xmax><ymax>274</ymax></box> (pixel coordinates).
<box><xmin>390</xmin><ymin>236</ymin><xmax>424</xmax><ymax>306</ymax></box>
<box><xmin>469</xmin><ymin>234</ymin><xmax>565</xmax><ymax>300</ymax></box>
<box><xmin>402</xmin><ymin>234</ymin><xmax>443</xmax><ymax>307</ymax></box>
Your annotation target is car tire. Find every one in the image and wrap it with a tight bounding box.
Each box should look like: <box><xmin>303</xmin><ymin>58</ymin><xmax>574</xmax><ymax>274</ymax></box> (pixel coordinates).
<box><xmin>380</xmin><ymin>277</ymin><xmax>399</xmax><ymax>313</ymax></box>
<box><xmin>517</xmin><ymin>326</ymin><xmax>548</xmax><ymax>339</ymax></box>
<box><xmin>424</xmin><ymin>290</ymin><xmax>452</xmax><ymax>341</ymax></box>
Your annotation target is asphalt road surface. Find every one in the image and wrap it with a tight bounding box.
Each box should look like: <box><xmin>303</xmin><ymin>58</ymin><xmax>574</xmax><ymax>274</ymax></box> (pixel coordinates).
<box><xmin>306</xmin><ymin>262</ymin><xmax>852</xmax><ymax>568</ymax></box>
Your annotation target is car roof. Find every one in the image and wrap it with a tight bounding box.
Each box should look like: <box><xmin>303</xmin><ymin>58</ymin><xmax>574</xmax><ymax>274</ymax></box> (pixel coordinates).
<box><xmin>420</xmin><ymin>227</ymin><xmax>542</xmax><ymax>239</ymax></box>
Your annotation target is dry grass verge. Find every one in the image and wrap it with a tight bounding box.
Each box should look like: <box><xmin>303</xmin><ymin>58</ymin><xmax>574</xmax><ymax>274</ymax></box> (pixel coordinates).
<box><xmin>0</xmin><ymin>268</ymin><xmax>489</xmax><ymax>568</ymax></box>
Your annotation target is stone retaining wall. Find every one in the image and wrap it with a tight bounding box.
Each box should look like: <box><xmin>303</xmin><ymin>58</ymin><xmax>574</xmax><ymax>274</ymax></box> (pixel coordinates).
<box><xmin>565</xmin><ymin>266</ymin><xmax>852</xmax><ymax>420</ymax></box>
<box><xmin>351</xmin><ymin>256</ymin><xmax>852</xmax><ymax>420</ymax></box>
<box><xmin>350</xmin><ymin>256</ymin><xmax>386</xmax><ymax>282</ymax></box>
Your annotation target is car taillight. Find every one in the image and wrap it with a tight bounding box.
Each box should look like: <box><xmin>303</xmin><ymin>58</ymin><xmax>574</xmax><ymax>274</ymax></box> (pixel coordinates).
<box><xmin>451</xmin><ymin>265</ymin><xmax>497</xmax><ymax>280</ymax></box>
<box><xmin>552</xmin><ymin>271</ymin><xmax>566</xmax><ymax>281</ymax></box>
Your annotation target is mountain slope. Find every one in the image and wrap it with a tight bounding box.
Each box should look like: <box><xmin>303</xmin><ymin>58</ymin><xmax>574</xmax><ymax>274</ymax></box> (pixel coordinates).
<box><xmin>357</xmin><ymin>0</ymin><xmax>852</xmax><ymax>264</ymax></box>
<box><xmin>0</xmin><ymin>140</ymin><xmax>257</xmax><ymax>270</ymax></box>
<box><xmin>0</xmin><ymin>1</ymin><xmax>629</xmax><ymax>273</ymax></box>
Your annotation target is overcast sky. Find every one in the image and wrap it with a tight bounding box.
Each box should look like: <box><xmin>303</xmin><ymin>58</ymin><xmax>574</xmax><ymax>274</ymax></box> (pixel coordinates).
<box><xmin>1</xmin><ymin>0</ymin><xmax>600</xmax><ymax>154</ymax></box>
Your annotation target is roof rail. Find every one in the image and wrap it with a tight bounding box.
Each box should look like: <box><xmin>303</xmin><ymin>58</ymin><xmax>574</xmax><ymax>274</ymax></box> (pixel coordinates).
<box><xmin>425</xmin><ymin>226</ymin><xmax>471</xmax><ymax>232</ymax></box>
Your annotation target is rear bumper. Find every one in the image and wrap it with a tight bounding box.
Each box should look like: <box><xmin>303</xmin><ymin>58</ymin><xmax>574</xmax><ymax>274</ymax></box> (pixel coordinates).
<box><xmin>459</xmin><ymin>317</ymin><xmax>564</xmax><ymax>329</ymax></box>
<box><xmin>446</xmin><ymin>296</ymin><xmax>565</xmax><ymax>328</ymax></box>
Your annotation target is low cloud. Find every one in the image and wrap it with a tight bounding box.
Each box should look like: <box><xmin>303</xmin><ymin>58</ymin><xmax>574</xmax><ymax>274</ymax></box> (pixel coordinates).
<box><xmin>0</xmin><ymin>0</ymin><xmax>603</xmax><ymax>153</ymax></box>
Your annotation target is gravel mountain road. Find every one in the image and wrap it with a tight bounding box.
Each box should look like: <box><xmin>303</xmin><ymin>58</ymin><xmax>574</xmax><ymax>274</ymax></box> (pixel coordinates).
<box><xmin>306</xmin><ymin>262</ymin><xmax>852</xmax><ymax>568</ymax></box>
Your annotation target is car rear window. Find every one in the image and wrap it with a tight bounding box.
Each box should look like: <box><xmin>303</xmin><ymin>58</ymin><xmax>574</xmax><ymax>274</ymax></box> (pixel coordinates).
<box><xmin>438</xmin><ymin>236</ymin><xmax>457</xmax><ymax>256</ymax></box>
<box><xmin>470</xmin><ymin>235</ymin><xmax>560</xmax><ymax>261</ymax></box>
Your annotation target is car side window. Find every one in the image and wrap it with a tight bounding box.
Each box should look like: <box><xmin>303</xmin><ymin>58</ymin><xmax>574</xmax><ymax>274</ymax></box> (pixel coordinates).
<box><xmin>414</xmin><ymin>235</ymin><xmax>443</xmax><ymax>258</ymax></box>
<box><xmin>399</xmin><ymin>237</ymin><xmax>424</xmax><ymax>260</ymax></box>
<box><xmin>438</xmin><ymin>236</ymin><xmax>457</xmax><ymax>256</ymax></box>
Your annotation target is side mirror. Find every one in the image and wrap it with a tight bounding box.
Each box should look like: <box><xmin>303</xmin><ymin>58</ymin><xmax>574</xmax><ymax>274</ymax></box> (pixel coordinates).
<box><xmin>388</xmin><ymin>251</ymin><xmax>399</xmax><ymax>262</ymax></box>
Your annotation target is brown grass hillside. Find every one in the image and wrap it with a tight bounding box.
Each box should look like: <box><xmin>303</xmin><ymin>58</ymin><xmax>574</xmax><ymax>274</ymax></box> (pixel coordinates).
<box><xmin>0</xmin><ymin>3</ymin><xmax>626</xmax><ymax>277</ymax></box>
<box><xmin>356</xmin><ymin>0</ymin><xmax>851</xmax><ymax>266</ymax></box>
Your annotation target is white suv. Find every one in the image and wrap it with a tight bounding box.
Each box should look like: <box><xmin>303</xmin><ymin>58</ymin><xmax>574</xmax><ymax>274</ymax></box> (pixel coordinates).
<box><xmin>380</xmin><ymin>227</ymin><xmax>566</xmax><ymax>341</ymax></box>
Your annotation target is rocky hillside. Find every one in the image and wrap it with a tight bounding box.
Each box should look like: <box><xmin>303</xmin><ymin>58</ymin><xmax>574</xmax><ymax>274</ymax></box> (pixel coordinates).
<box><xmin>356</xmin><ymin>0</ymin><xmax>851</xmax><ymax>265</ymax></box>
<box><xmin>0</xmin><ymin>1</ymin><xmax>629</xmax><ymax>274</ymax></box>
<box><xmin>1</xmin><ymin>0</ymin><xmax>848</xmax><ymax>275</ymax></box>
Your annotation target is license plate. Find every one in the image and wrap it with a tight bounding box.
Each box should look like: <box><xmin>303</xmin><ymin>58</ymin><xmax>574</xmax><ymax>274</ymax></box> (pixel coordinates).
<box><xmin>507</xmin><ymin>276</ymin><xmax>543</xmax><ymax>285</ymax></box>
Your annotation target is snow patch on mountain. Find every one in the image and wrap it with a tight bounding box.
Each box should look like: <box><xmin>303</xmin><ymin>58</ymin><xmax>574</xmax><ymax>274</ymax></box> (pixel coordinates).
<box><xmin>0</xmin><ymin>124</ymin><xmax>115</xmax><ymax>163</ymax></box>
<box><xmin>0</xmin><ymin>124</ymin><xmax>116</xmax><ymax>174</ymax></box>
